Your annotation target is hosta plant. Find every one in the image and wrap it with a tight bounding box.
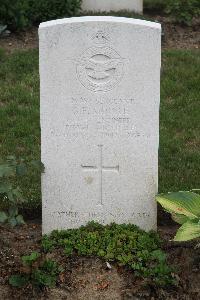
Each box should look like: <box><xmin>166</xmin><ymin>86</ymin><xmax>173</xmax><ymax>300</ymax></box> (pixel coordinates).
<box><xmin>156</xmin><ymin>191</ymin><xmax>200</xmax><ymax>241</ymax></box>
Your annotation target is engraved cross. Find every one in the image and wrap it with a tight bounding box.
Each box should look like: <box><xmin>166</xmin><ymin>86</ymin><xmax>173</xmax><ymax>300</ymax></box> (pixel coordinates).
<box><xmin>81</xmin><ymin>145</ymin><xmax>119</xmax><ymax>206</ymax></box>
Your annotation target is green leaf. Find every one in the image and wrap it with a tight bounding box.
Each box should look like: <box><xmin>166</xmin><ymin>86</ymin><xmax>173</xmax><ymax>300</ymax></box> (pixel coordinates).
<box><xmin>30</xmin><ymin>160</ymin><xmax>45</xmax><ymax>172</ymax></box>
<box><xmin>16</xmin><ymin>214</ymin><xmax>25</xmax><ymax>225</ymax></box>
<box><xmin>16</xmin><ymin>163</ymin><xmax>27</xmax><ymax>176</ymax></box>
<box><xmin>32</xmin><ymin>270</ymin><xmax>56</xmax><ymax>287</ymax></box>
<box><xmin>0</xmin><ymin>211</ymin><xmax>8</xmax><ymax>223</ymax></box>
<box><xmin>8</xmin><ymin>206</ymin><xmax>18</xmax><ymax>217</ymax></box>
<box><xmin>0</xmin><ymin>25</ymin><xmax>7</xmax><ymax>34</ymax></box>
<box><xmin>9</xmin><ymin>217</ymin><xmax>17</xmax><ymax>227</ymax></box>
<box><xmin>151</xmin><ymin>249</ymin><xmax>166</xmax><ymax>263</ymax></box>
<box><xmin>156</xmin><ymin>191</ymin><xmax>200</xmax><ymax>220</ymax></box>
<box><xmin>0</xmin><ymin>182</ymin><xmax>11</xmax><ymax>194</ymax></box>
<box><xmin>174</xmin><ymin>220</ymin><xmax>200</xmax><ymax>242</ymax></box>
<box><xmin>7</xmin><ymin>190</ymin><xmax>15</xmax><ymax>202</ymax></box>
<box><xmin>0</xmin><ymin>164</ymin><xmax>15</xmax><ymax>177</ymax></box>
<box><xmin>22</xmin><ymin>251</ymin><xmax>40</xmax><ymax>266</ymax></box>
<box><xmin>9</xmin><ymin>275</ymin><xmax>28</xmax><ymax>287</ymax></box>
<box><xmin>171</xmin><ymin>213</ymin><xmax>190</xmax><ymax>225</ymax></box>
<box><xmin>6</xmin><ymin>155</ymin><xmax>16</xmax><ymax>161</ymax></box>
<box><xmin>12</xmin><ymin>187</ymin><xmax>24</xmax><ymax>202</ymax></box>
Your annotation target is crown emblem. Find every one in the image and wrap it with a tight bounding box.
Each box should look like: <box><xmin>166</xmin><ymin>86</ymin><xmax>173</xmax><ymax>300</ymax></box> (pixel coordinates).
<box><xmin>92</xmin><ymin>31</ymin><xmax>109</xmax><ymax>45</ymax></box>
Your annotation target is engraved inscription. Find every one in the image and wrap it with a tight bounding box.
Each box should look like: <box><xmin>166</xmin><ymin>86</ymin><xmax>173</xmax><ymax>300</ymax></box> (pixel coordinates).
<box><xmin>49</xmin><ymin>97</ymin><xmax>142</xmax><ymax>139</ymax></box>
<box><xmin>53</xmin><ymin>210</ymin><xmax>151</xmax><ymax>225</ymax></box>
<box><xmin>77</xmin><ymin>47</ymin><xmax>124</xmax><ymax>92</ymax></box>
<box><xmin>81</xmin><ymin>145</ymin><xmax>119</xmax><ymax>206</ymax></box>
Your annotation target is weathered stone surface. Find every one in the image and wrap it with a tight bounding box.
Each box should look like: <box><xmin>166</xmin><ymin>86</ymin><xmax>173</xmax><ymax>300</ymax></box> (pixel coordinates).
<box><xmin>82</xmin><ymin>0</ymin><xmax>143</xmax><ymax>14</ymax></box>
<box><xmin>39</xmin><ymin>16</ymin><xmax>161</xmax><ymax>234</ymax></box>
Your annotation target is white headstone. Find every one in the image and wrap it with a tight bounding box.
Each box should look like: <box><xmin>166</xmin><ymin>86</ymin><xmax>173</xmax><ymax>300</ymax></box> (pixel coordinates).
<box><xmin>39</xmin><ymin>16</ymin><xmax>161</xmax><ymax>234</ymax></box>
<box><xmin>82</xmin><ymin>0</ymin><xmax>143</xmax><ymax>14</ymax></box>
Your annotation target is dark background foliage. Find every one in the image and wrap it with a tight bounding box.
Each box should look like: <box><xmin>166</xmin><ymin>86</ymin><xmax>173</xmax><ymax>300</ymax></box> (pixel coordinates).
<box><xmin>144</xmin><ymin>0</ymin><xmax>200</xmax><ymax>25</ymax></box>
<box><xmin>0</xmin><ymin>0</ymin><xmax>82</xmax><ymax>30</ymax></box>
<box><xmin>0</xmin><ymin>0</ymin><xmax>200</xmax><ymax>30</ymax></box>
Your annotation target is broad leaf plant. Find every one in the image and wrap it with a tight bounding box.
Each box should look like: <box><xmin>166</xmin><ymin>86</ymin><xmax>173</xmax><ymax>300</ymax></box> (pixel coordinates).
<box><xmin>156</xmin><ymin>191</ymin><xmax>200</xmax><ymax>241</ymax></box>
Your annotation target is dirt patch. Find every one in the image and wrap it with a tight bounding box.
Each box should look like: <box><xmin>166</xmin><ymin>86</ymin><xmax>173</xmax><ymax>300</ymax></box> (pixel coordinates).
<box><xmin>0</xmin><ymin>16</ymin><xmax>199</xmax><ymax>53</ymax></box>
<box><xmin>0</xmin><ymin>27</ymin><xmax>38</xmax><ymax>54</ymax></box>
<box><xmin>48</xmin><ymin>257</ymin><xmax>125</xmax><ymax>300</ymax></box>
<box><xmin>157</xmin><ymin>16</ymin><xmax>200</xmax><ymax>49</ymax></box>
<box><xmin>0</xmin><ymin>222</ymin><xmax>200</xmax><ymax>299</ymax></box>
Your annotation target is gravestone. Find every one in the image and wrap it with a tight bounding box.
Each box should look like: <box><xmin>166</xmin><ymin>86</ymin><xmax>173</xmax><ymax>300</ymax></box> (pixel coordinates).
<box><xmin>39</xmin><ymin>16</ymin><xmax>161</xmax><ymax>234</ymax></box>
<box><xmin>82</xmin><ymin>0</ymin><xmax>143</xmax><ymax>14</ymax></box>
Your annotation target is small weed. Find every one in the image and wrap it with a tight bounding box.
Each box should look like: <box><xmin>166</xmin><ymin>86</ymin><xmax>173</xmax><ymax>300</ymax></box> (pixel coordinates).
<box><xmin>0</xmin><ymin>156</ymin><xmax>44</xmax><ymax>226</ymax></box>
<box><xmin>9</xmin><ymin>251</ymin><xmax>62</xmax><ymax>288</ymax></box>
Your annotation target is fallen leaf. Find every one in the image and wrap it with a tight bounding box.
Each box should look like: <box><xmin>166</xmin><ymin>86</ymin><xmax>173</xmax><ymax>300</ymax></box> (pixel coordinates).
<box><xmin>95</xmin><ymin>280</ymin><xmax>110</xmax><ymax>290</ymax></box>
<box><xmin>59</xmin><ymin>273</ymin><xmax>65</xmax><ymax>283</ymax></box>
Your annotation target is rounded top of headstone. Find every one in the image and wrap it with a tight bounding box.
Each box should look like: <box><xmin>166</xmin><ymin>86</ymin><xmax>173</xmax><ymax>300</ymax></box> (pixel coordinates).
<box><xmin>39</xmin><ymin>16</ymin><xmax>161</xmax><ymax>31</ymax></box>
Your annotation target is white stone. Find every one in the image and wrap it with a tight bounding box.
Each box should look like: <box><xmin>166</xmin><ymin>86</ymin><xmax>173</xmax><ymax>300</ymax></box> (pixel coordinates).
<box><xmin>39</xmin><ymin>16</ymin><xmax>161</xmax><ymax>234</ymax></box>
<box><xmin>82</xmin><ymin>0</ymin><xmax>143</xmax><ymax>14</ymax></box>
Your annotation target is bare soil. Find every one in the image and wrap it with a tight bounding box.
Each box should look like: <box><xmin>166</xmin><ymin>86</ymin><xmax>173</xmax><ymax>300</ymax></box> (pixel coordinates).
<box><xmin>0</xmin><ymin>27</ymin><xmax>38</xmax><ymax>53</ymax></box>
<box><xmin>0</xmin><ymin>16</ymin><xmax>199</xmax><ymax>53</ymax></box>
<box><xmin>0</xmin><ymin>222</ymin><xmax>200</xmax><ymax>300</ymax></box>
<box><xmin>157</xmin><ymin>16</ymin><xmax>200</xmax><ymax>50</ymax></box>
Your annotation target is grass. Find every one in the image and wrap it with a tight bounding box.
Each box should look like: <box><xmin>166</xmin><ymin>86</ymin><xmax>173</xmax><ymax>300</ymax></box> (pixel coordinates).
<box><xmin>160</xmin><ymin>50</ymin><xmax>200</xmax><ymax>192</ymax></box>
<box><xmin>0</xmin><ymin>48</ymin><xmax>40</xmax><ymax>208</ymax></box>
<box><xmin>0</xmin><ymin>48</ymin><xmax>199</xmax><ymax>209</ymax></box>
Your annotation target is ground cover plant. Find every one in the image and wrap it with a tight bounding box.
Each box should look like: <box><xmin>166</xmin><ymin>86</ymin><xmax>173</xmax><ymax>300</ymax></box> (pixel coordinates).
<box><xmin>6</xmin><ymin>223</ymin><xmax>175</xmax><ymax>292</ymax></box>
<box><xmin>1</xmin><ymin>219</ymin><xmax>200</xmax><ymax>299</ymax></box>
<box><xmin>0</xmin><ymin>48</ymin><xmax>199</xmax><ymax>210</ymax></box>
<box><xmin>42</xmin><ymin>222</ymin><xmax>174</xmax><ymax>286</ymax></box>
